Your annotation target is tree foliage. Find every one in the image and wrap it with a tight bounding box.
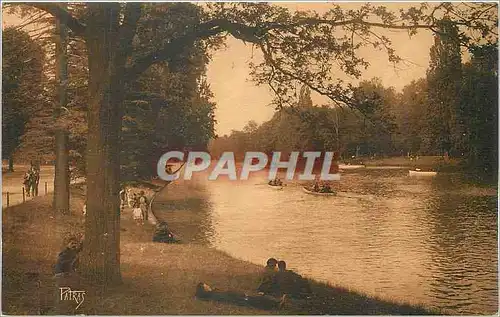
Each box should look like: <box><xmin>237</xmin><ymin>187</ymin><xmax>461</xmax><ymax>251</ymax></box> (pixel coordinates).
<box><xmin>209</xmin><ymin>78</ymin><xmax>398</xmax><ymax>159</ymax></box>
<box><xmin>2</xmin><ymin>27</ymin><xmax>45</xmax><ymax>168</ymax></box>
<box><xmin>392</xmin><ymin>79</ymin><xmax>429</xmax><ymax>154</ymax></box>
<box><xmin>425</xmin><ymin>19</ymin><xmax>463</xmax><ymax>155</ymax></box>
<box><xmin>459</xmin><ymin>44</ymin><xmax>498</xmax><ymax>173</ymax></box>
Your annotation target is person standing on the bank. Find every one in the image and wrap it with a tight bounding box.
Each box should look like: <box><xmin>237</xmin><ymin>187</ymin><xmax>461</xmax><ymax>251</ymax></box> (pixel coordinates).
<box><xmin>138</xmin><ymin>190</ymin><xmax>149</xmax><ymax>222</ymax></box>
<box><xmin>23</xmin><ymin>169</ymin><xmax>32</xmax><ymax>197</ymax></box>
<box><xmin>31</xmin><ymin>166</ymin><xmax>40</xmax><ymax>196</ymax></box>
<box><xmin>119</xmin><ymin>187</ymin><xmax>127</xmax><ymax>210</ymax></box>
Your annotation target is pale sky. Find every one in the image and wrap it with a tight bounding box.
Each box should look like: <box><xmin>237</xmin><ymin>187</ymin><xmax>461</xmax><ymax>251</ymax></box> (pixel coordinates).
<box><xmin>2</xmin><ymin>2</ymin><xmax>435</xmax><ymax>135</ymax></box>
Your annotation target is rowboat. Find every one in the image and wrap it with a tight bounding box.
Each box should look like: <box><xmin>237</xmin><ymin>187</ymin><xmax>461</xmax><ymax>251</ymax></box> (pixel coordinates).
<box><xmin>302</xmin><ymin>186</ymin><xmax>336</xmax><ymax>196</ymax></box>
<box><xmin>268</xmin><ymin>184</ymin><xmax>283</xmax><ymax>190</ymax></box>
<box><xmin>365</xmin><ymin>166</ymin><xmax>405</xmax><ymax>170</ymax></box>
<box><xmin>409</xmin><ymin>170</ymin><xmax>437</xmax><ymax>177</ymax></box>
<box><xmin>338</xmin><ymin>164</ymin><xmax>365</xmax><ymax>170</ymax></box>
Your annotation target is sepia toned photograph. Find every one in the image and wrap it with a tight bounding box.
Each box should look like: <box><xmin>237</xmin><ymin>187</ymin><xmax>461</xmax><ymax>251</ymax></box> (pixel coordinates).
<box><xmin>1</xmin><ymin>2</ymin><xmax>498</xmax><ymax>315</ymax></box>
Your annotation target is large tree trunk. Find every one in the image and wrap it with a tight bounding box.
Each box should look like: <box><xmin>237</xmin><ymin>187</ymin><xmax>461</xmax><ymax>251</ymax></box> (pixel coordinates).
<box><xmin>53</xmin><ymin>3</ymin><xmax>70</xmax><ymax>214</ymax></box>
<box><xmin>54</xmin><ymin>130</ymin><xmax>70</xmax><ymax>212</ymax></box>
<box><xmin>8</xmin><ymin>155</ymin><xmax>14</xmax><ymax>172</ymax></box>
<box><xmin>81</xmin><ymin>3</ymin><xmax>123</xmax><ymax>285</ymax></box>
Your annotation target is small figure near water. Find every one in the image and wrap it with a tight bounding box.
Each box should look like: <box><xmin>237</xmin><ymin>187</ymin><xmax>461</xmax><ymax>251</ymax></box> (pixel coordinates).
<box><xmin>152</xmin><ymin>222</ymin><xmax>180</xmax><ymax>243</ymax></box>
<box><xmin>132</xmin><ymin>193</ymin><xmax>143</xmax><ymax>225</ymax></box>
<box><xmin>319</xmin><ymin>183</ymin><xmax>333</xmax><ymax>193</ymax></box>
<box><xmin>119</xmin><ymin>187</ymin><xmax>127</xmax><ymax>210</ymax></box>
<box><xmin>127</xmin><ymin>188</ymin><xmax>135</xmax><ymax>208</ymax></box>
<box><xmin>138</xmin><ymin>190</ymin><xmax>149</xmax><ymax>222</ymax></box>
<box><xmin>313</xmin><ymin>180</ymin><xmax>320</xmax><ymax>192</ymax></box>
<box><xmin>309</xmin><ymin>180</ymin><xmax>334</xmax><ymax>194</ymax></box>
<box><xmin>166</xmin><ymin>164</ymin><xmax>173</xmax><ymax>174</ymax></box>
<box><xmin>268</xmin><ymin>178</ymin><xmax>283</xmax><ymax>186</ymax></box>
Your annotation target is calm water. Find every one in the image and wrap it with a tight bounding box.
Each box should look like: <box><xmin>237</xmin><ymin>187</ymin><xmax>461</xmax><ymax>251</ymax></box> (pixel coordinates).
<box><xmin>154</xmin><ymin>168</ymin><xmax>498</xmax><ymax>314</ymax></box>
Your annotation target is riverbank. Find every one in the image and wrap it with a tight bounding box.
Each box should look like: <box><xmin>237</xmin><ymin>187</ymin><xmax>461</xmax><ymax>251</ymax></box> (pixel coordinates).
<box><xmin>348</xmin><ymin>156</ymin><xmax>497</xmax><ymax>186</ymax></box>
<box><xmin>356</xmin><ymin>156</ymin><xmax>458</xmax><ymax>169</ymax></box>
<box><xmin>2</xmin><ymin>188</ymin><xmax>438</xmax><ymax>315</ymax></box>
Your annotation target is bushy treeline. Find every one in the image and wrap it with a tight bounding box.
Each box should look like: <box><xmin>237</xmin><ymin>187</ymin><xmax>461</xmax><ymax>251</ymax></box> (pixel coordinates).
<box><xmin>3</xmin><ymin>3</ymin><xmax>218</xmax><ymax>180</ymax></box>
<box><xmin>210</xmin><ymin>35</ymin><xmax>497</xmax><ymax>175</ymax></box>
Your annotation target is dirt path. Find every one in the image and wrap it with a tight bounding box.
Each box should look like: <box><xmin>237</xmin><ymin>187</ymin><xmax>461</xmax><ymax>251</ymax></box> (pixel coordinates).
<box><xmin>2</xmin><ymin>166</ymin><xmax>55</xmax><ymax>207</ymax></box>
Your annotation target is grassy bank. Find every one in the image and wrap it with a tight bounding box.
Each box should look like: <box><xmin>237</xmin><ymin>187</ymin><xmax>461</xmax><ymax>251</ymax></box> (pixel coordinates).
<box><xmin>2</xmin><ymin>188</ymin><xmax>438</xmax><ymax>315</ymax></box>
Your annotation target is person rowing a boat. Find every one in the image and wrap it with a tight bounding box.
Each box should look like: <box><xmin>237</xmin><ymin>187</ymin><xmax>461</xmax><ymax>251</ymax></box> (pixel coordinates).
<box><xmin>166</xmin><ymin>164</ymin><xmax>173</xmax><ymax>174</ymax></box>
<box><xmin>312</xmin><ymin>180</ymin><xmax>320</xmax><ymax>192</ymax></box>
<box><xmin>320</xmin><ymin>183</ymin><xmax>333</xmax><ymax>193</ymax></box>
<box><xmin>269</xmin><ymin>178</ymin><xmax>282</xmax><ymax>187</ymax></box>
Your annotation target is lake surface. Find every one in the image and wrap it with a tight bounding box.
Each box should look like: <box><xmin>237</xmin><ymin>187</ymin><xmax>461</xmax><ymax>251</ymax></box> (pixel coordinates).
<box><xmin>154</xmin><ymin>168</ymin><xmax>498</xmax><ymax>314</ymax></box>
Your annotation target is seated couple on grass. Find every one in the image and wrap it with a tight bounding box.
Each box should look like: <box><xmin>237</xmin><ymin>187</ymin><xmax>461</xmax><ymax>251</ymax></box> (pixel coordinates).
<box><xmin>258</xmin><ymin>258</ymin><xmax>312</xmax><ymax>299</ymax></box>
<box><xmin>195</xmin><ymin>258</ymin><xmax>311</xmax><ymax>310</ymax></box>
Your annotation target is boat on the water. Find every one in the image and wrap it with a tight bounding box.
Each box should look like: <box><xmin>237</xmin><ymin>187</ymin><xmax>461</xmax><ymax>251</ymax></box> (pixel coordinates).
<box><xmin>302</xmin><ymin>186</ymin><xmax>336</xmax><ymax>196</ymax></box>
<box><xmin>408</xmin><ymin>170</ymin><xmax>437</xmax><ymax>177</ymax></box>
<box><xmin>338</xmin><ymin>164</ymin><xmax>366</xmax><ymax>170</ymax></box>
<box><xmin>268</xmin><ymin>184</ymin><xmax>283</xmax><ymax>190</ymax></box>
<box><xmin>365</xmin><ymin>166</ymin><xmax>405</xmax><ymax>170</ymax></box>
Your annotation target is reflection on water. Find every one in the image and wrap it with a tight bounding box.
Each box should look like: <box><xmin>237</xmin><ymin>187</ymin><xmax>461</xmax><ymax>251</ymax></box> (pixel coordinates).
<box><xmin>155</xmin><ymin>169</ymin><xmax>498</xmax><ymax>314</ymax></box>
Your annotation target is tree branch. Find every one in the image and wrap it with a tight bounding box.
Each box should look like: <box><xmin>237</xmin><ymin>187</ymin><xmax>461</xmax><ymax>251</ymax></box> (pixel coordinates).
<box><xmin>259</xmin><ymin>41</ymin><xmax>356</xmax><ymax>109</ymax></box>
<box><xmin>125</xmin><ymin>22</ymin><xmax>225</xmax><ymax>81</ymax></box>
<box><xmin>126</xmin><ymin>4</ymin><xmax>496</xmax><ymax>83</ymax></box>
<box><xmin>27</xmin><ymin>3</ymin><xmax>86</xmax><ymax>36</ymax></box>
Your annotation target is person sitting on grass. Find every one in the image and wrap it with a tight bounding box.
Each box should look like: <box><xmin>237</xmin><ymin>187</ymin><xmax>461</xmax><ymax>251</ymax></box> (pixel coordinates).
<box><xmin>257</xmin><ymin>258</ymin><xmax>279</xmax><ymax>295</ymax></box>
<box><xmin>275</xmin><ymin>260</ymin><xmax>312</xmax><ymax>299</ymax></box>
<box><xmin>195</xmin><ymin>282</ymin><xmax>287</xmax><ymax>310</ymax></box>
<box><xmin>152</xmin><ymin>222</ymin><xmax>180</xmax><ymax>243</ymax></box>
<box><xmin>54</xmin><ymin>237</ymin><xmax>83</xmax><ymax>277</ymax></box>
